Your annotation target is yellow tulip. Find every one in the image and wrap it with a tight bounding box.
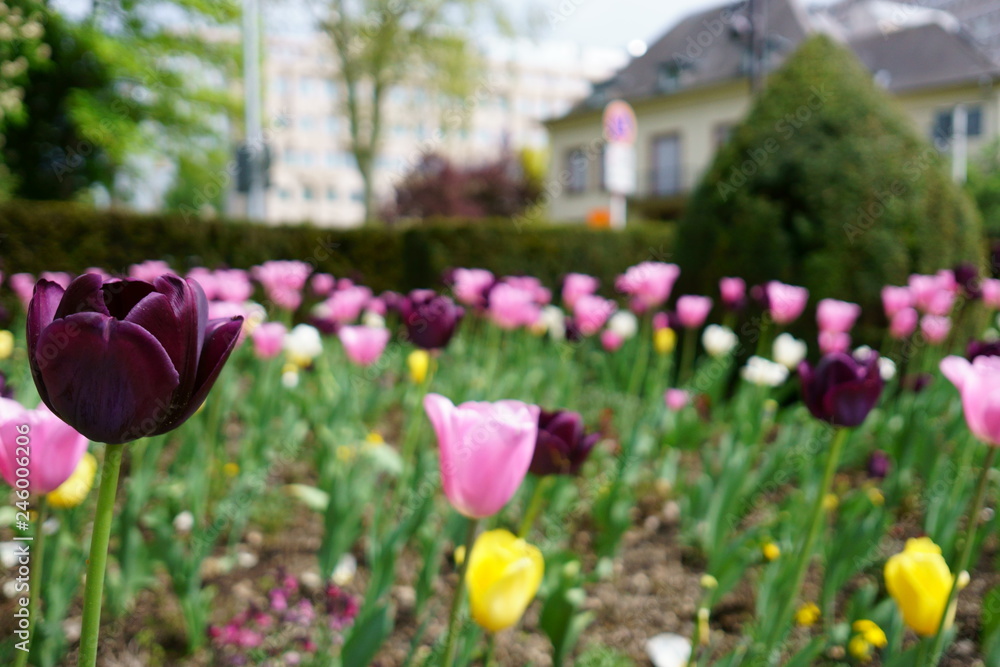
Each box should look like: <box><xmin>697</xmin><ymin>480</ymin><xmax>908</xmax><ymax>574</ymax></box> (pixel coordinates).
<box><xmin>884</xmin><ymin>537</ymin><xmax>967</xmax><ymax>636</ymax></box>
<box><xmin>762</xmin><ymin>542</ymin><xmax>781</xmax><ymax>561</ymax></box>
<box><xmin>795</xmin><ymin>602</ymin><xmax>821</xmax><ymax>627</ymax></box>
<box><xmin>465</xmin><ymin>529</ymin><xmax>544</xmax><ymax>633</ymax></box>
<box><xmin>653</xmin><ymin>327</ymin><xmax>677</xmax><ymax>355</ymax></box>
<box><xmin>848</xmin><ymin>620</ymin><xmax>887</xmax><ymax>662</ymax></box>
<box><xmin>407</xmin><ymin>349</ymin><xmax>431</xmax><ymax>384</ymax></box>
<box><xmin>0</xmin><ymin>330</ymin><xmax>13</xmax><ymax>360</ymax></box>
<box><xmin>47</xmin><ymin>452</ymin><xmax>97</xmax><ymax>509</ymax></box>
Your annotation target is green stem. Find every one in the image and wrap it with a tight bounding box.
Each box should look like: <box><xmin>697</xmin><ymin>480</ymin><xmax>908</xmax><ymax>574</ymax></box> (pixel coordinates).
<box><xmin>442</xmin><ymin>518</ymin><xmax>479</xmax><ymax>667</ymax></box>
<box><xmin>483</xmin><ymin>633</ymin><xmax>496</xmax><ymax>667</ymax></box>
<box><xmin>925</xmin><ymin>446</ymin><xmax>998</xmax><ymax>667</ymax></box>
<box><xmin>518</xmin><ymin>477</ymin><xmax>553</xmax><ymax>539</ymax></box>
<box><xmin>78</xmin><ymin>443</ymin><xmax>125</xmax><ymax>667</ymax></box>
<box><xmin>679</xmin><ymin>327</ymin><xmax>697</xmax><ymax>384</ymax></box>
<box><xmin>14</xmin><ymin>498</ymin><xmax>47</xmax><ymax>667</ymax></box>
<box><xmin>766</xmin><ymin>427</ymin><xmax>848</xmax><ymax>651</ymax></box>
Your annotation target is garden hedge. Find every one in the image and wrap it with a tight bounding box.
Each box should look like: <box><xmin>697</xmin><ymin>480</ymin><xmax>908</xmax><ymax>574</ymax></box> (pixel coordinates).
<box><xmin>0</xmin><ymin>201</ymin><xmax>675</xmax><ymax>295</ymax></box>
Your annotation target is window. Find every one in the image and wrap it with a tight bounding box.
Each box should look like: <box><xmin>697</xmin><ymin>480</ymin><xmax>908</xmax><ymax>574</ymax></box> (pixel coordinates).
<box><xmin>933</xmin><ymin>105</ymin><xmax>983</xmax><ymax>145</ymax></box>
<box><xmin>326</xmin><ymin>187</ymin><xmax>337</xmax><ymax>201</ymax></box>
<box><xmin>283</xmin><ymin>148</ymin><xmax>296</xmax><ymax>165</ymax></box>
<box><xmin>657</xmin><ymin>63</ymin><xmax>681</xmax><ymax>93</ymax></box>
<box><xmin>303</xmin><ymin>186</ymin><xmax>314</xmax><ymax>200</ymax></box>
<box><xmin>651</xmin><ymin>134</ymin><xmax>682</xmax><ymax>196</ymax></box>
<box><xmin>714</xmin><ymin>124</ymin><xmax>734</xmax><ymax>149</ymax></box>
<box><xmin>326</xmin><ymin>116</ymin><xmax>339</xmax><ymax>134</ymax></box>
<box><xmin>351</xmin><ymin>191</ymin><xmax>364</xmax><ymax>202</ymax></box>
<box><xmin>279</xmin><ymin>188</ymin><xmax>292</xmax><ymax>200</ymax></box>
<box><xmin>566</xmin><ymin>148</ymin><xmax>588</xmax><ymax>194</ymax></box>
<box><xmin>325</xmin><ymin>80</ymin><xmax>337</xmax><ymax>99</ymax></box>
<box><xmin>272</xmin><ymin>76</ymin><xmax>288</xmax><ymax>95</ymax></box>
<box><xmin>300</xmin><ymin>115</ymin><xmax>316</xmax><ymax>131</ymax></box>
<box><xmin>299</xmin><ymin>77</ymin><xmax>313</xmax><ymax>96</ymax></box>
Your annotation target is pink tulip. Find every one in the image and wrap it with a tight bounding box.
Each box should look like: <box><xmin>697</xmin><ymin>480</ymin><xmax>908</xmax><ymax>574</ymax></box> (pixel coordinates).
<box><xmin>816</xmin><ymin>298</ymin><xmax>861</xmax><ymax>334</ymax></box>
<box><xmin>940</xmin><ymin>355</ymin><xmax>1000</xmax><ymax>445</ymax></box>
<box><xmin>600</xmin><ymin>329</ymin><xmax>624</xmax><ymax>352</ymax></box>
<box><xmin>187</xmin><ymin>267</ymin><xmax>219</xmax><ymax>300</ymax></box>
<box><xmin>451</xmin><ymin>268</ymin><xmax>495</xmax><ymax>307</ymax></box>
<box><xmin>128</xmin><ymin>260</ymin><xmax>174</xmax><ymax>283</ymax></box>
<box><xmin>920</xmin><ymin>315</ymin><xmax>951</xmax><ymax>344</ymax></box>
<box><xmin>0</xmin><ymin>399</ymin><xmax>90</xmax><ymax>495</ymax></box>
<box><xmin>765</xmin><ymin>281</ymin><xmax>809</xmax><ymax>325</ymax></box>
<box><xmin>311</xmin><ymin>273</ymin><xmax>336</xmax><ymax>297</ymax></box>
<box><xmin>214</xmin><ymin>269</ymin><xmax>254</xmax><ymax>303</ymax></box>
<box><xmin>719</xmin><ymin>277</ymin><xmax>746</xmax><ymax>310</ymax></box>
<box><xmin>252</xmin><ymin>322</ymin><xmax>286</xmax><ymax>359</ymax></box>
<box><xmin>889</xmin><ymin>307</ymin><xmax>919</xmax><ymax>339</ymax></box>
<box><xmin>573</xmin><ymin>295</ymin><xmax>616</xmax><ymax>336</ymax></box>
<box><xmin>652</xmin><ymin>312</ymin><xmax>670</xmax><ymax>331</ymax></box>
<box><xmin>9</xmin><ymin>273</ymin><xmax>36</xmax><ymax>310</ymax></box>
<box><xmin>923</xmin><ymin>289</ymin><xmax>955</xmax><ymax>317</ymax></box>
<box><xmin>983</xmin><ymin>279</ymin><xmax>1000</xmax><ymax>309</ymax></box>
<box><xmin>818</xmin><ymin>331</ymin><xmax>851</xmax><ymax>354</ymax></box>
<box><xmin>252</xmin><ymin>261</ymin><xmax>311</xmax><ymax>311</ymax></box>
<box><xmin>489</xmin><ymin>283</ymin><xmax>540</xmax><ymax>330</ymax></box>
<box><xmin>338</xmin><ymin>326</ymin><xmax>391</xmax><ymax>366</ymax></box>
<box><xmin>676</xmin><ymin>295</ymin><xmax>713</xmax><ymax>329</ymax></box>
<box><xmin>562</xmin><ymin>273</ymin><xmax>600</xmax><ymax>309</ymax></box>
<box><xmin>881</xmin><ymin>286</ymin><xmax>913</xmax><ymax>318</ymax></box>
<box><xmin>423</xmin><ymin>393</ymin><xmax>539</xmax><ymax>518</ymax></box>
<box><xmin>324</xmin><ymin>286</ymin><xmax>373</xmax><ymax>324</ymax></box>
<box><xmin>503</xmin><ymin>276</ymin><xmax>551</xmax><ymax>305</ymax></box>
<box><xmin>664</xmin><ymin>389</ymin><xmax>690</xmax><ymax>411</ymax></box>
<box><xmin>616</xmin><ymin>262</ymin><xmax>681</xmax><ymax>312</ymax></box>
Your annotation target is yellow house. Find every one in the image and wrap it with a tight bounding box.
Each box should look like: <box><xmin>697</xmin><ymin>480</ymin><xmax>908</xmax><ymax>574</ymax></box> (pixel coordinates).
<box><xmin>543</xmin><ymin>0</ymin><xmax>1000</xmax><ymax>223</ymax></box>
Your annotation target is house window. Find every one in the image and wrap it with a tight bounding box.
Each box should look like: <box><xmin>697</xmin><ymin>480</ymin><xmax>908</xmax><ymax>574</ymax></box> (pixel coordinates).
<box><xmin>303</xmin><ymin>185</ymin><xmax>314</xmax><ymax>200</ymax></box>
<box><xmin>566</xmin><ymin>148</ymin><xmax>589</xmax><ymax>193</ymax></box>
<box><xmin>326</xmin><ymin>187</ymin><xmax>337</xmax><ymax>200</ymax></box>
<box><xmin>714</xmin><ymin>124</ymin><xmax>734</xmax><ymax>149</ymax></box>
<box><xmin>651</xmin><ymin>134</ymin><xmax>682</xmax><ymax>197</ymax></box>
<box><xmin>657</xmin><ymin>63</ymin><xmax>681</xmax><ymax>93</ymax></box>
<box><xmin>933</xmin><ymin>105</ymin><xmax>984</xmax><ymax>145</ymax></box>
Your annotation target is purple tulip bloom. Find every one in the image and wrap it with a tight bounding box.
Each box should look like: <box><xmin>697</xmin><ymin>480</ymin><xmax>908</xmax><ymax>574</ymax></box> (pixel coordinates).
<box><xmin>967</xmin><ymin>339</ymin><xmax>1000</xmax><ymax>361</ymax></box>
<box><xmin>798</xmin><ymin>352</ymin><xmax>884</xmax><ymax>427</ymax></box>
<box><xmin>28</xmin><ymin>273</ymin><xmax>243</xmax><ymax>444</ymax></box>
<box><xmin>398</xmin><ymin>290</ymin><xmax>464</xmax><ymax>350</ymax></box>
<box><xmin>529</xmin><ymin>409</ymin><xmax>600</xmax><ymax>476</ymax></box>
<box><xmin>868</xmin><ymin>450</ymin><xmax>890</xmax><ymax>478</ymax></box>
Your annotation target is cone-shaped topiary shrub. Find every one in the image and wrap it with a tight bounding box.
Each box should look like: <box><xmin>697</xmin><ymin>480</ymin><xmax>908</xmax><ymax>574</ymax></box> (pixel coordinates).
<box><xmin>675</xmin><ymin>35</ymin><xmax>983</xmax><ymax>313</ymax></box>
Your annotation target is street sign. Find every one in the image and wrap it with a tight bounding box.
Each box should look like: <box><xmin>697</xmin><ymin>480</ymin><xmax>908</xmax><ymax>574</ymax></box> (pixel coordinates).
<box><xmin>603</xmin><ymin>100</ymin><xmax>637</xmax><ymax>145</ymax></box>
<box><xmin>604</xmin><ymin>142</ymin><xmax>636</xmax><ymax>195</ymax></box>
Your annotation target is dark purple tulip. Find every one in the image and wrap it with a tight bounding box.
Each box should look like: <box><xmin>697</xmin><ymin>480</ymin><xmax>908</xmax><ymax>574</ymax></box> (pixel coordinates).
<box><xmin>750</xmin><ymin>284</ymin><xmax>770</xmax><ymax>309</ymax></box>
<box><xmin>967</xmin><ymin>339</ymin><xmax>1000</xmax><ymax>361</ymax></box>
<box><xmin>903</xmin><ymin>372</ymin><xmax>934</xmax><ymax>393</ymax></box>
<box><xmin>27</xmin><ymin>273</ymin><xmax>243</xmax><ymax>444</ymax></box>
<box><xmin>953</xmin><ymin>262</ymin><xmax>981</xmax><ymax>300</ymax></box>
<box><xmin>529</xmin><ymin>409</ymin><xmax>600</xmax><ymax>476</ymax></box>
<box><xmin>0</xmin><ymin>370</ymin><xmax>13</xmax><ymax>399</ymax></box>
<box><xmin>868</xmin><ymin>450</ymin><xmax>890</xmax><ymax>479</ymax></box>
<box><xmin>398</xmin><ymin>289</ymin><xmax>464</xmax><ymax>350</ymax></box>
<box><xmin>798</xmin><ymin>352</ymin><xmax>884</xmax><ymax>427</ymax></box>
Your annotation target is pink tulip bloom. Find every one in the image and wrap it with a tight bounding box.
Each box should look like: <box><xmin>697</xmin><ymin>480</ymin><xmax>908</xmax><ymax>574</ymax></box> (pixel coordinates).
<box><xmin>881</xmin><ymin>286</ymin><xmax>913</xmax><ymax>318</ymax></box>
<box><xmin>920</xmin><ymin>315</ymin><xmax>951</xmax><ymax>344</ymax></box>
<box><xmin>676</xmin><ymin>295</ymin><xmax>713</xmax><ymax>329</ymax></box>
<box><xmin>664</xmin><ymin>389</ymin><xmax>690</xmax><ymax>411</ymax></box>
<box><xmin>128</xmin><ymin>260</ymin><xmax>175</xmax><ymax>282</ymax></box>
<box><xmin>936</xmin><ymin>269</ymin><xmax>958</xmax><ymax>293</ymax></box>
<box><xmin>0</xmin><ymin>399</ymin><xmax>90</xmax><ymax>495</ymax></box>
<box><xmin>40</xmin><ymin>272</ymin><xmax>73</xmax><ymax>289</ymax></box>
<box><xmin>252</xmin><ymin>322</ymin><xmax>286</xmax><ymax>359</ymax></box>
<box><xmin>983</xmin><ymin>279</ymin><xmax>1000</xmax><ymax>309</ymax></box>
<box><xmin>311</xmin><ymin>273</ymin><xmax>336</xmax><ymax>297</ymax></box>
<box><xmin>889</xmin><ymin>307</ymin><xmax>919</xmax><ymax>339</ymax></box>
<box><xmin>616</xmin><ymin>262</ymin><xmax>681</xmax><ymax>312</ymax></box>
<box><xmin>489</xmin><ymin>283</ymin><xmax>540</xmax><ymax>330</ymax></box>
<box><xmin>503</xmin><ymin>276</ymin><xmax>551</xmax><ymax>304</ymax></box>
<box><xmin>187</xmin><ymin>268</ymin><xmax>220</xmax><ymax>300</ymax></box>
<box><xmin>214</xmin><ymin>269</ymin><xmax>254</xmax><ymax>303</ymax></box>
<box><xmin>600</xmin><ymin>329</ymin><xmax>624</xmax><ymax>352</ymax></box>
<box><xmin>10</xmin><ymin>273</ymin><xmax>36</xmax><ymax>310</ymax></box>
<box><xmin>923</xmin><ymin>289</ymin><xmax>955</xmax><ymax>317</ymax></box>
<box><xmin>652</xmin><ymin>312</ymin><xmax>670</xmax><ymax>331</ymax></box>
<box><xmin>573</xmin><ymin>295</ymin><xmax>616</xmax><ymax>336</ymax></box>
<box><xmin>719</xmin><ymin>277</ymin><xmax>746</xmax><ymax>309</ymax></box>
<box><xmin>423</xmin><ymin>393</ymin><xmax>539</xmax><ymax>518</ymax></box>
<box><xmin>765</xmin><ymin>281</ymin><xmax>809</xmax><ymax>325</ymax></box>
<box><xmin>816</xmin><ymin>298</ymin><xmax>861</xmax><ymax>334</ymax></box>
<box><xmin>818</xmin><ymin>330</ymin><xmax>851</xmax><ymax>354</ymax></box>
<box><xmin>451</xmin><ymin>268</ymin><xmax>495</xmax><ymax>307</ymax></box>
<box><xmin>324</xmin><ymin>286</ymin><xmax>373</xmax><ymax>324</ymax></box>
<box><xmin>252</xmin><ymin>261</ymin><xmax>311</xmax><ymax>311</ymax></box>
<box><xmin>338</xmin><ymin>326</ymin><xmax>391</xmax><ymax>366</ymax></box>
<box><xmin>562</xmin><ymin>273</ymin><xmax>600</xmax><ymax>309</ymax></box>
<box><xmin>366</xmin><ymin>297</ymin><xmax>387</xmax><ymax>317</ymax></box>
<box><xmin>940</xmin><ymin>355</ymin><xmax>1000</xmax><ymax>445</ymax></box>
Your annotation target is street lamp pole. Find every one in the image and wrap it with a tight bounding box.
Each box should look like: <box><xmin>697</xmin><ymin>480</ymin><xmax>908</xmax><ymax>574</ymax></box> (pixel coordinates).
<box><xmin>243</xmin><ymin>0</ymin><xmax>266</xmax><ymax>220</ymax></box>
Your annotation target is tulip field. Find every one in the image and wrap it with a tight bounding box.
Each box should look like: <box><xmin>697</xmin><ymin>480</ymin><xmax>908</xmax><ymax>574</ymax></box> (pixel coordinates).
<box><xmin>1</xmin><ymin>259</ymin><xmax>999</xmax><ymax>667</ymax></box>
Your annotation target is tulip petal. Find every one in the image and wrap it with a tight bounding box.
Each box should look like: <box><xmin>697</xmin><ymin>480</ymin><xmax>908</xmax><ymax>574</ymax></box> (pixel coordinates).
<box><xmin>27</xmin><ymin>280</ymin><xmax>66</xmax><ymax>408</ymax></box>
<box><xmin>102</xmin><ymin>280</ymin><xmax>157</xmax><ymax>320</ymax></box>
<box><xmin>940</xmin><ymin>356</ymin><xmax>971</xmax><ymax>392</ymax></box>
<box><xmin>54</xmin><ymin>273</ymin><xmax>110</xmax><ymax>320</ymax></box>
<box><xmin>152</xmin><ymin>316</ymin><xmax>242</xmax><ymax>435</ymax></box>
<box><xmin>34</xmin><ymin>312</ymin><xmax>180</xmax><ymax>444</ymax></box>
<box><xmin>0</xmin><ymin>410</ymin><xmax>89</xmax><ymax>494</ymax></box>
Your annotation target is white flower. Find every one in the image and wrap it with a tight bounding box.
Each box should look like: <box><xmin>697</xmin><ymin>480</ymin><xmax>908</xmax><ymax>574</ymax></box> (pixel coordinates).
<box><xmin>607</xmin><ymin>310</ymin><xmax>639</xmax><ymax>340</ymax></box>
<box><xmin>281</xmin><ymin>369</ymin><xmax>300</xmax><ymax>388</ymax></box>
<box><xmin>173</xmin><ymin>510</ymin><xmax>194</xmax><ymax>534</ymax></box>
<box><xmin>878</xmin><ymin>356</ymin><xmax>896</xmax><ymax>381</ymax></box>
<box><xmin>741</xmin><ymin>356</ymin><xmax>789</xmax><ymax>387</ymax></box>
<box><xmin>361</xmin><ymin>310</ymin><xmax>386</xmax><ymax>329</ymax></box>
<box><xmin>283</xmin><ymin>323</ymin><xmax>323</xmax><ymax>364</ymax></box>
<box><xmin>331</xmin><ymin>553</ymin><xmax>357</xmax><ymax>586</ymax></box>
<box><xmin>236</xmin><ymin>550</ymin><xmax>258</xmax><ymax>569</ymax></box>
<box><xmin>773</xmin><ymin>333</ymin><xmax>807</xmax><ymax>369</ymax></box>
<box><xmin>853</xmin><ymin>345</ymin><xmax>874</xmax><ymax>362</ymax></box>
<box><xmin>702</xmin><ymin>324</ymin><xmax>737</xmax><ymax>358</ymax></box>
<box><xmin>242</xmin><ymin>301</ymin><xmax>267</xmax><ymax>334</ymax></box>
<box><xmin>539</xmin><ymin>305</ymin><xmax>566</xmax><ymax>341</ymax></box>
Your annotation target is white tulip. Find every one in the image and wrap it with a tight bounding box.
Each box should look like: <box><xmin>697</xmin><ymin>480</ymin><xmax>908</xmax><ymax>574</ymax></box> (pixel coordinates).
<box><xmin>361</xmin><ymin>310</ymin><xmax>386</xmax><ymax>329</ymax></box>
<box><xmin>283</xmin><ymin>323</ymin><xmax>323</xmax><ymax>362</ymax></box>
<box><xmin>539</xmin><ymin>305</ymin><xmax>566</xmax><ymax>341</ymax></box>
<box><xmin>878</xmin><ymin>356</ymin><xmax>896</xmax><ymax>381</ymax></box>
<box><xmin>173</xmin><ymin>510</ymin><xmax>194</xmax><ymax>534</ymax></box>
<box><xmin>702</xmin><ymin>324</ymin><xmax>738</xmax><ymax>358</ymax></box>
<box><xmin>773</xmin><ymin>333</ymin><xmax>807</xmax><ymax>369</ymax></box>
<box><xmin>608</xmin><ymin>310</ymin><xmax>639</xmax><ymax>340</ymax></box>
<box><xmin>741</xmin><ymin>355</ymin><xmax>789</xmax><ymax>387</ymax></box>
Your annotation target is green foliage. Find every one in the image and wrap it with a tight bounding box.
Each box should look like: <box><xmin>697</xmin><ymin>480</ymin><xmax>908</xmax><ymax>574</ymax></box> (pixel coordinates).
<box><xmin>676</xmin><ymin>35</ymin><xmax>983</xmax><ymax>311</ymax></box>
<box><xmin>967</xmin><ymin>139</ymin><xmax>1000</xmax><ymax>236</ymax></box>
<box><xmin>0</xmin><ymin>201</ymin><xmax>675</xmax><ymax>295</ymax></box>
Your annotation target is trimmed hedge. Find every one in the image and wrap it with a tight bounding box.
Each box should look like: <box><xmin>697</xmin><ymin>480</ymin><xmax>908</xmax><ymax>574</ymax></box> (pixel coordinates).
<box><xmin>0</xmin><ymin>201</ymin><xmax>675</xmax><ymax>295</ymax></box>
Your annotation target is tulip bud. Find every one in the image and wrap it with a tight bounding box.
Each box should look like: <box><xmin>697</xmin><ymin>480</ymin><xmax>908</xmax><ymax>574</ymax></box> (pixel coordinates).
<box><xmin>529</xmin><ymin>410</ymin><xmax>599</xmax><ymax>477</ymax></box>
<box><xmin>465</xmin><ymin>529</ymin><xmax>544</xmax><ymax>633</ymax></box>
<box><xmin>407</xmin><ymin>349</ymin><xmax>431</xmax><ymax>384</ymax></box>
<box><xmin>798</xmin><ymin>352</ymin><xmax>883</xmax><ymax>427</ymax></box>
<box><xmin>885</xmin><ymin>537</ymin><xmax>965</xmax><ymax>636</ymax></box>
<box><xmin>654</xmin><ymin>327</ymin><xmax>677</xmax><ymax>355</ymax></box>
<box><xmin>0</xmin><ymin>330</ymin><xmax>13</xmax><ymax>360</ymax></box>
